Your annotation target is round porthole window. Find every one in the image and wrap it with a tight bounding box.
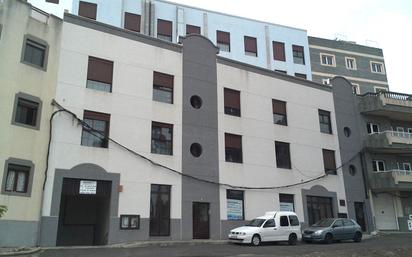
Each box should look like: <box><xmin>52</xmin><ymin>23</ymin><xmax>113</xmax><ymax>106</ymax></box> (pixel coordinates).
<box><xmin>190</xmin><ymin>95</ymin><xmax>202</xmax><ymax>109</ymax></box>
<box><xmin>344</xmin><ymin>127</ymin><xmax>351</xmax><ymax>137</ymax></box>
<box><xmin>349</xmin><ymin>165</ymin><xmax>356</xmax><ymax>176</ymax></box>
<box><xmin>190</xmin><ymin>143</ymin><xmax>202</xmax><ymax>157</ymax></box>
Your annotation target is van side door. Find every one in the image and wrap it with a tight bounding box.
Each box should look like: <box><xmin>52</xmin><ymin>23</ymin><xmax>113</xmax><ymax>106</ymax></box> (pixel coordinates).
<box><xmin>261</xmin><ymin>219</ymin><xmax>277</xmax><ymax>242</ymax></box>
<box><xmin>278</xmin><ymin>215</ymin><xmax>290</xmax><ymax>241</ymax></box>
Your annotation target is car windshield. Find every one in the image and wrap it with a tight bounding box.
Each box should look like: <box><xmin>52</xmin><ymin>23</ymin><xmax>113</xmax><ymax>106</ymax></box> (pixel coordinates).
<box><xmin>312</xmin><ymin>218</ymin><xmax>335</xmax><ymax>227</ymax></box>
<box><xmin>245</xmin><ymin>219</ymin><xmax>266</xmax><ymax>227</ymax></box>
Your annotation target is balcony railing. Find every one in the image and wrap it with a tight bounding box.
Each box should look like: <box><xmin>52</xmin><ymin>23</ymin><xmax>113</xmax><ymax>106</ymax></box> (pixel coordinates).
<box><xmin>374</xmin><ymin>169</ymin><xmax>412</xmax><ymax>185</ymax></box>
<box><xmin>360</xmin><ymin>91</ymin><xmax>412</xmax><ymax>108</ymax></box>
<box><xmin>375</xmin><ymin>169</ymin><xmax>412</xmax><ymax>176</ymax></box>
<box><xmin>369</xmin><ymin>130</ymin><xmax>412</xmax><ymax>145</ymax></box>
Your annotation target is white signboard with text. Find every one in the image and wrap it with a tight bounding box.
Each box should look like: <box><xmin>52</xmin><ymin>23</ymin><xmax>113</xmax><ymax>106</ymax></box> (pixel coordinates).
<box><xmin>279</xmin><ymin>202</ymin><xmax>294</xmax><ymax>212</ymax></box>
<box><xmin>227</xmin><ymin>199</ymin><xmax>243</xmax><ymax>220</ymax></box>
<box><xmin>79</xmin><ymin>180</ymin><xmax>97</xmax><ymax>194</ymax></box>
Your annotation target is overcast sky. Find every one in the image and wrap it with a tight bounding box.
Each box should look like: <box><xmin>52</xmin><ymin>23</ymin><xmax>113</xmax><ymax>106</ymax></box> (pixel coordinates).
<box><xmin>30</xmin><ymin>0</ymin><xmax>412</xmax><ymax>94</ymax></box>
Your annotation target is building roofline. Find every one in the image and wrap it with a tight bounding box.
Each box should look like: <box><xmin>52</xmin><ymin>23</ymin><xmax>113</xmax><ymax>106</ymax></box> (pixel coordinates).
<box><xmin>308</xmin><ymin>36</ymin><xmax>383</xmax><ymax>51</ymax></box>
<box><xmin>16</xmin><ymin>0</ymin><xmax>63</xmax><ymax>21</ymax></box>
<box><xmin>217</xmin><ymin>57</ymin><xmax>332</xmax><ymax>92</ymax></box>
<box><xmin>155</xmin><ymin>0</ymin><xmax>307</xmax><ymax>33</ymax></box>
<box><xmin>63</xmin><ymin>13</ymin><xmax>182</xmax><ymax>53</ymax></box>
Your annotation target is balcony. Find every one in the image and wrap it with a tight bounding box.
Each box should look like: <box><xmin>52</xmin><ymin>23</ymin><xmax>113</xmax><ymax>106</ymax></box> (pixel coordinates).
<box><xmin>364</xmin><ymin>131</ymin><xmax>412</xmax><ymax>153</ymax></box>
<box><xmin>359</xmin><ymin>91</ymin><xmax>412</xmax><ymax>121</ymax></box>
<box><xmin>370</xmin><ymin>170</ymin><xmax>412</xmax><ymax>191</ymax></box>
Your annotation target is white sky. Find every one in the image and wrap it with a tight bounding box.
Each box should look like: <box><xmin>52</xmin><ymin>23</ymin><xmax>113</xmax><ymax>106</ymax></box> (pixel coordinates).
<box><xmin>30</xmin><ymin>0</ymin><xmax>412</xmax><ymax>94</ymax></box>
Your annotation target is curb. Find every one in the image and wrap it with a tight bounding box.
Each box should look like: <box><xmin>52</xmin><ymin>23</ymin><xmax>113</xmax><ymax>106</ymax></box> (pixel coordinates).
<box><xmin>0</xmin><ymin>248</ymin><xmax>41</xmax><ymax>256</ymax></box>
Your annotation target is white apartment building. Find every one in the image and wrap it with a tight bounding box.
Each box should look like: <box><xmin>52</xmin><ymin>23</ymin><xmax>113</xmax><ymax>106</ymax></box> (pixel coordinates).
<box><xmin>70</xmin><ymin>0</ymin><xmax>312</xmax><ymax>79</ymax></box>
<box><xmin>38</xmin><ymin>12</ymin><xmax>346</xmax><ymax>246</ymax></box>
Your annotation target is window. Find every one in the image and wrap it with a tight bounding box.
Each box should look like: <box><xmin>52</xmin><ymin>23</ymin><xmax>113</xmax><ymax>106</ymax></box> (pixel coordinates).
<box><xmin>120</xmin><ymin>215</ymin><xmax>140</xmax><ymax>229</ymax></box>
<box><xmin>294</xmin><ymin>73</ymin><xmax>307</xmax><ymax>79</ymax></box>
<box><xmin>46</xmin><ymin>0</ymin><xmax>59</xmax><ymax>3</ymax></box>
<box><xmin>306</xmin><ymin>196</ymin><xmax>333</xmax><ymax>225</ymax></box>
<box><xmin>319</xmin><ymin>109</ymin><xmax>332</xmax><ymax>134</ymax></box>
<box><xmin>322</xmin><ymin>78</ymin><xmax>330</xmax><ymax>85</ymax></box>
<box><xmin>244</xmin><ymin>36</ymin><xmax>257</xmax><ymax>57</ymax></box>
<box><xmin>186</xmin><ymin>24</ymin><xmax>201</xmax><ymax>35</ymax></box>
<box><xmin>275</xmin><ymin>141</ymin><xmax>291</xmax><ymax>169</ymax></box>
<box><xmin>216</xmin><ymin>30</ymin><xmax>230</xmax><ymax>52</ymax></box>
<box><xmin>343</xmin><ymin>127</ymin><xmax>351</xmax><ymax>137</ymax></box>
<box><xmin>86</xmin><ymin>56</ymin><xmax>113</xmax><ymax>92</ymax></box>
<box><xmin>320</xmin><ymin>53</ymin><xmax>335</xmax><ymax>66</ymax></box>
<box><xmin>372</xmin><ymin>160</ymin><xmax>385</xmax><ymax>172</ymax></box>
<box><xmin>124</xmin><ymin>12</ymin><xmax>141</xmax><ymax>32</ymax></box>
<box><xmin>151</xmin><ymin>122</ymin><xmax>173</xmax><ymax>155</ymax></box>
<box><xmin>81</xmin><ymin>110</ymin><xmax>110</xmax><ymax>148</ymax></box>
<box><xmin>157</xmin><ymin>19</ymin><xmax>172</xmax><ymax>42</ymax></box>
<box><xmin>150</xmin><ymin>184</ymin><xmax>171</xmax><ymax>236</ymax></box>
<box><xmin>225</xmin><ymin>133</ymin><xmax>242</xmax><ymax>163</ymax></box>
<box><xmin>272</xmin><ymin>99</ymin><xmax>287</xmax><ymax>126</ymax></box>
<box><xmin>153</xmin><ymin>71</ymin><xmax>174</xmax><ymax>104</ymax></box>
<box><xmin>403</xmin><ymin>163</ymin><xmax>411</xmax><ymax>171</ymax></box>
<box><xmin>333</xmin><ymin>220</ymin><xmax>344</xmax><ymax>227</ymax></box>
<box><xmin>275</xmin><ymin>70</ymin><xmax>287</xmax><ymax>74</ymax></box>
<box><xmin>224</xmin><ymin>88</ymin><xmax>241</xmax><ymax>117</ymax></box>
<box><xmin>264</xmin><ymin>219</ymin><xmax>276</xmax><ymax>227</ymax></box>
<box><xmin>12</xmin><ymin>93</ymin><xmax>42</xmax><ymax>130</ymax></box>
<box><xmin>345</xmin><ymin>57</ymin><xmax>357</xmax><ymax>70</ymax></box>
<box><xmin>339</xmin><ymin>199</ymin><xmax>346</xmax><ymax>206</ymax></box>
<box><xmin>374</xmin><ymin>86</ymin><xmax>388</xmax><ymax>93</ymax></box>
<box><xmin>279</xmin><ymin>194</ymin><xmax>294</xmax><ymax>212</ymax></box>
<box><xmin>190</xmin><ymin>143</ymin><xmax>202</xmax><ymax>158</ymax></box>
<box><xmin>323</xmin><ymin>149</ymin><xmax>337</xmax><ymax>175</ymax></box>
<box><xmin>352</xmin><ymin>83</ymin><xmax>360</xmax><ymax>94</ymax></box>
<box><xmin>280</xmin><ymin>216</ymin><xmax>289</xmax><ymax>227</ymax></box>
<box><xmin>289</xmin><ymin>215</ymin><xmax>299</xmax><ymax>226</ymax></box>
<box><xmin>78</xmin><ymin>1</ymin><xmax>97</xmax><ymax>20</ymax></box>
<box><xmin>21</xmin><ymin>35</ymin><xmax>48</xmax><ymax>70</ymax></box>
<box><xmin>370</xmin><ymin>61</ymin><xmax>385</xmax><ymax>74</ymax></box>
<box><xmin>367</xmin><ymin>123</ymin><xmax>379</xmax><ymax>134</ymax></box>
<box><xmin>1</xmin><ymin>158</ymin><xmax>34</xmax><ymax>197</ymax></box>
<box><xmin>226</xmin><ymin>190</ymin><xmax>244</xmax><ymax>220</ymax></box>
<box><xmin>343</xmin><ymin>219</ymin><xmax>355</xmax><ymax>226</ymax></box>
<box><xmin>292</xmin><ymin>45</ymin><xmax>305</xmax><ymax>64</ymax></box>
<box><xmin>273</xmin><ymin>41</ymin><xmax>286</xmax><ymax>61</ymax></box>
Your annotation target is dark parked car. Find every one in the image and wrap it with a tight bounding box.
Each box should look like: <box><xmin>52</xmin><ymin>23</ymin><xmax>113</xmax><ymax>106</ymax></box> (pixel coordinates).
<box><xmin>302</xmin><ymin>218</ymin><xmax>362</xmax><ymax>244</ymax></box>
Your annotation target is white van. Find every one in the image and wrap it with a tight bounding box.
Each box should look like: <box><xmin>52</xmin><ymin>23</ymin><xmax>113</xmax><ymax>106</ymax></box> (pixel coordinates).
<box><xmin>228</xmin><ymin>211</ymin><xmax>301</xmax><ymax>246</ymax></box>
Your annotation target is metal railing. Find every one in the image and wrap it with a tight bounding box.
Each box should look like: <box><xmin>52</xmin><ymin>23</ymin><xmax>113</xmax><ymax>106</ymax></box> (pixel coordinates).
<box><xmin>369</xmin><ymin>130</ymin><xmax>412</xmax><ymax>140</ymax></box>
<box><xmin>375</xmin><ymin>169</ymin><xmax>412</xmax><ymax>176</ymax></box>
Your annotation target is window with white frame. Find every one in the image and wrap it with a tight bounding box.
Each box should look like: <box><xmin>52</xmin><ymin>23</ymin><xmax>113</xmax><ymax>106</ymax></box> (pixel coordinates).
<box><xmin>345</xmin><ymin>57</ymin><xmax>357</xmax><ymax>70</ymax></box>
<box><xmin>320</xmin><ymin>53</ymin><xmax>335</xmax><ymax>66</ymax></box>
<box><xmin>352</xmin><ymin>83</ymin><xmax>360</xmax><ymax>94</ymax></box>
<box><xmin>403</xmin><ymin>163</ymin><xmax>411</xmax><ymax>171</ymax></box>
<box><xmin>370</xmin><ymin>61</ymin><xmax>385</xmax><ymax>74</ymax></box>
<box><xmin>372</xmin><ymin>160</ymin><xmax>385</xmax><ymax>172</ymax></box>
<box><xmin>322</xmin><ymin>78</ymin><xmax>330</xmax><ymax>85</ymax></box>
<box><xmin>367</xmin><ymin>123</ymin><xmax>379</xmax><ymax>134</ymax></box>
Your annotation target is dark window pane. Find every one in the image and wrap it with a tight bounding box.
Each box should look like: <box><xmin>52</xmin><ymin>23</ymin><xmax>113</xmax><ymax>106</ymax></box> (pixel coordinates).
<box><xmin>79</xmin><ymin>1</ymin><xmax>97</xmax><ymax>20</ymax></box>
<box><xmin>5</xmin><ymin>164</ymin><xmax>30</xmax><ymax>193</ymax></box>
<box><xmin>224</xmin><ymin>88</ymin><xmax>240</xmax><ymax>117</ymax></box>
<box><xmin>280</xmin><ymin>216</ymin><xmax>289</xmax><ymax>227</ymax></box>
<box><xmin>87</xmin><ymin>56</ymin><xmax>113</xmax><ymax>92</ymax></box>
<box><xmin>186</xmin><ymin>24</ymin><xmax>201</xmax><ymax>35</ymax></box>
<box><xmin>23</xmin><ymin>40</ymin><xmax>46</xmax><ymax>68</ymax></box>
<box><xmin>151</xmin><ymin>122</ymin><xmax>173</xmax><ymax>155</ymax></box>
<box><xmin>153</xmin><ymin>86</ymin><xmax>173</xmax><ymax>104</ymax></box>
<box><xmin>81</xmin><ymin>111</ymin><xmax>110</xmax><ymax>148</ymax></box>
<box><xmin>323</xmin><ymin>149</ymin><xmax>336</xmax><ymax>175</ymax></box>
<box><xmin>272</xmin><ymin>99</ymin><xmax>287</xmax><ymax>126</ymax></box>
<box><xmin>150</xmin><ymin>184</ymin><xmax>171</xmax><ymax>236</ymax></box>
<box><xmin>275</xmin><ymin>141</ymin><xmax>291</xmax><ymax>169</ymax></box>
<box><xmin>319</xmin><ymin>110</ymin><xmax>332</xmax><ymax>134</ymax></box>
<box><xmin>289</xmin><ymin>215</ymin><xmax>299</xmax><ymax>226</ymax></box>
<box><xmin>225</xmin><ymin>147</ymin><xmax>243</xmax><ymax>163</ymax></box>
<box><xmin>124</xmin><ymin>12</ymin><xmax>141</xmax><ymax>32</ymax></box>
<box><xmin>273</xmin><ymin>41</ymin><xmax>286</xmax><ymax>61</ymax></box>
<box><xmin>292</xmin><ymin>45</ymin><xmax>305</xmax><ymax>64</ymax></box>
<box><xmin>15</xmin><ymin>98</ymin><xmax>39</xmax><ymax>126</ymax></box>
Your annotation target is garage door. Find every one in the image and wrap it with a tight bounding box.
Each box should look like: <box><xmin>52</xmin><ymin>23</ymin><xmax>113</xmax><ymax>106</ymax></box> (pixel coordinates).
<box><xmin>373</xmin><ymin>194</ymin><xmax>398</xmax><ymax>230</ymax></box>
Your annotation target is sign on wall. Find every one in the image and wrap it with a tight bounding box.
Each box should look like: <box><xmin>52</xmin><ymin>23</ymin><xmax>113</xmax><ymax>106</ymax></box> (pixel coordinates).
<box><xmin>227</xmin><ymin>199</ymin><xmax>243</xmax><ymax>220</ymax></box>
<box><xmin>408</xmin><ymin>219</ymin><xmax>412</xmax><ymax>231</ymax></box>
<box><xmin>279</xmin><ymin>202</ymin><xmax>294</xmax><ymax>212</ymax></box>
<box><xmin>79</xmin><ymin>180</ymin><xmax>97</xmax><ymax>194</ymax></box>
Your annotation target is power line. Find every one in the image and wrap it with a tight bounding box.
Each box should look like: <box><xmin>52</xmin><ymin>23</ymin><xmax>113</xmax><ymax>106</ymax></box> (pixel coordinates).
<box><xmin>43</xmin><ymin>100</ymin><xmax>361</xmax><ymax>191</ymax></box>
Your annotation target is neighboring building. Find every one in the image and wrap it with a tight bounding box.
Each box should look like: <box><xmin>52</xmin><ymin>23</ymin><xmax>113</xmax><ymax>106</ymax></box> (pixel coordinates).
<box><xmin>309</xmin><ymin>36</ymin><xmax>389</xmax><ymax>94</ymax></box>
<box><xmin>70</xmin><ymin>0</ymin><xmax>312</xmax><ymax>79</ymax></box>
<box><xmin>332</xmin><ymin>77</ymin><xmax>412</xmax><ymax>233</ymax></box>
<box><xmin>38</xmin><ymin>13</ymin><xmax>347</xmax><ymax>246</ymax></box>
<box><xmin>0</xmin><ymin>0</ymin><xmax>62</xmax><ymax>247</ymax></box>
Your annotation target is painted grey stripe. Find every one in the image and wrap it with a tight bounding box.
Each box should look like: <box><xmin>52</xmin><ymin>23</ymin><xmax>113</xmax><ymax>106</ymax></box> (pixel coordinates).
<box><xmin>63</xmin><ymin>13</ymin><xmax>182</xmax><ymax>53</ymax></box>
<box><xmin>312</xmin><ymin>71</ymin><xmax>389</xmax><ymax>85</ymax></box>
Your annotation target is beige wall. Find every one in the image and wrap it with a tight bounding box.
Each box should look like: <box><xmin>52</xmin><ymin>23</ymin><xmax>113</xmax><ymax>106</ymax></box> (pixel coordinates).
<box><xmin>0</xmin><ymin>0</ymin><xmax>62</xmax><ymax>222</ymax></box>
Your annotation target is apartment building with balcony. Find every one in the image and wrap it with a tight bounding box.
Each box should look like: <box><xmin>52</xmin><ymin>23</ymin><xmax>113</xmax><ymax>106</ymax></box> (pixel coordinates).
<box><xmin>309</xmin><ymin>36</ymin><xmax>389</xmax><ymax>94</ymax></box>
<box><xmin>0</xmin><ymin>0</ymin><xmax>62</xmax><ymax>247</ymax></box>
<box><xmin>69</xmin><ymin>0</ymin><xmax>312</xmax><ymax>80</ymax></box>
<box><xmin>37</xmin><ymin>12</ymin><xmax>347</xmax><ymax>246</ymax></box>
<box><xmin>332</xmin><ymin>77</ymin><xmax>412</xmax><ymax>233</ymax></box>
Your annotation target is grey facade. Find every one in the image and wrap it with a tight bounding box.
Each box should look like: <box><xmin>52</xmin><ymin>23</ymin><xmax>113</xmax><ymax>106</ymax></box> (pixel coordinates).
<box><xmin>309</xmin><ymin>36</ymin><xmax>389</xmax><ymax>94</ymax></box>
<box><xmin>331</xmin><ymin>77</ymin><xmax>412</xmax><ymax>233</ymax></box>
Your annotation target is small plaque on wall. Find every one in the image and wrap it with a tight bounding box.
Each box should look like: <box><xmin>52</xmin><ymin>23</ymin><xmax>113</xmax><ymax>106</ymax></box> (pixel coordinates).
<box><xmin>79</xmin><ymin>180</ymin><xmax>97</xmax><ymax>194</ymax></box>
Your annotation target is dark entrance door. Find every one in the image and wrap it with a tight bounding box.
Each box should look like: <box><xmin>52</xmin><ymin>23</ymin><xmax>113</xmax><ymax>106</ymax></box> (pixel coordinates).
<box><xmin>307</xmin><ymin>196</ymin><xmax>333</xmax><ymax>225</ymax></box>
<box><xmin>193</xmin><ymin>202</ymin><xmax>210</xmax><ymax>239</ymax></box>
<box><xmin>57</xmin><ymin>178</ymin><xmax>112</xmax><ymax>246</ymax></box>
<box><xmin>354</xmin><ymin>202</ymin><xmax>366</xmax><ymax>231</ymax></box>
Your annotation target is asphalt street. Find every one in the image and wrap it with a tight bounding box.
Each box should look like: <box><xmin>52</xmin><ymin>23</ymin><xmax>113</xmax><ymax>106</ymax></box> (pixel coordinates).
<box><xmin>16</xmin><ymin>233</ymin><xmax>412</xmax><ymax>257</ymax></box>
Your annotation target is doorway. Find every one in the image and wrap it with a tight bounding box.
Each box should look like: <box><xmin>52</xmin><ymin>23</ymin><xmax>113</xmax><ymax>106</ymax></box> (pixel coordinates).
<box><xmin>354</xmin><ymin>202</ymin><xmax>366</xmax><ymax>231</ymax></box>
<box><xmin>307</xmin><ymin>196</ymin><xmax>333</xmax><ymax>225</ymax></box>
<box><xmin>193</xmin><ymin>202</ymin><xmax>210</xmax><ymax>239</ymax></box>
<box><xmin>56</xmin><ymin>178</ymin><xmax>112</xmax><ymax>246</ymax></box>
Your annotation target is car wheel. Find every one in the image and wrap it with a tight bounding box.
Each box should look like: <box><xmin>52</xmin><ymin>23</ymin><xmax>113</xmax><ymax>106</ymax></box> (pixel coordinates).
<box><xmin>251</xmin><ymin>234</ymin><xmax>261</xmax><ymax>246</ymax></box>
<box><xmin>353</xmin><ymin>232</ymin><xmax>362</xmax><ymax>243</ymax></box>
<box><xmin>288</xmin><ymin>233</ymin><xmax>298</xmax><ymax>245</ymax></box>
<box><xmin>324</xmin><ymin>233</ymin><xmax>333</xmax><ymax>244</ymax></box>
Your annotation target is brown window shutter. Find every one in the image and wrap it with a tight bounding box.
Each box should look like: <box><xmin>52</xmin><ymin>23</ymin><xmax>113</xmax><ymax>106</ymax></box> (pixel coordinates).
<box><xmin>295</xmin><ymin>73</ymin><xmax>307</xmax><ymax>79</ymax></box>
<box><xmin>225</xmin><ymin>133</ymin><xmax>242</xmax><ymax>149</ymax></box>
<box><xmin>157</xmin><ymin>19</ymin><xmax>172</xmax><ymax>36</ymax></box>
<box><xmin>217</xmin><ymin>30</ymin><xmax>230</xmax><ymax>44</ymax></box>
<box><xmin>87</xmin><ymin>57</ymin><xmax>113</xmax><ymax>84</ymax></box>
<box><xmin>272</xmin><ymin>99</ymin><xmax>286</xmax><ymax>115</ymax></box>
<box><xmin>46</xmin><ymin>0</ymin><xmax>59</xmax><ymax>3</ymax></box>
<box><xmin>293</xmin><ymin>45</ymin><xmax>303</xmax><ymax>52</ymax></box>
<box><xmin>152</xmin><ymin>121</ymin><xmax>173</xmax><ymax>129</ymax></box>
<box><xmin>84</xmin><ymin>110</ymin><xmax>110</xmax><ymax>121</ymax></box>
<box><xmin>79</xmin><ymin>1</ymin><xmax>97</xmax><ymax>20</ymax></box>
<box><xmin>124</xmin><ymin>12</ymin><xmax>141</xmax><ymax>32</ymax></box>
<box><xmin>323</xmin><ymin>149</ymin><xmax>336</xmax><ymax>171</ymax></box>
<box><xmin>273</xmin><ymin>41</ymin><xmax>285</xmax><ymax>61</ymax></box>
<box><xmin>153</xmin><ymin>71</ymin><xmax>174</xmax><ymax>89</ymax></box>
<box><xmin>186</xmin><ymin>24</ymin><xmax>201</xmax><ymax>35</ymax></box>
<box><xmin>224</xmin><ymin>88</ymin><xmax>240</xmax><ymax>109</ymax></box>
<box><xmin>244</xmin><ymin>36</ymin><xmax>257</xmax><ymax>53</ymax></box>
